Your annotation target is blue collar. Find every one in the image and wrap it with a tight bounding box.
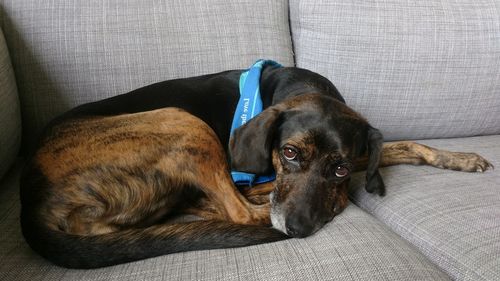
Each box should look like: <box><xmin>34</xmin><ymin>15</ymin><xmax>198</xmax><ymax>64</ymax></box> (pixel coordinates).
<box><xmin>230</xmin><ymin>60</ymin><xmax>282</xmax><ymax>186</ymax></box>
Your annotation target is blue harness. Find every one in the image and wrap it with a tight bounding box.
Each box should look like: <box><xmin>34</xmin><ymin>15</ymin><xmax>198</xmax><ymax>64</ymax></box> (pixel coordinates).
<box><xmin>230</xmin><ymin>60</ymin><xmax>282</xmax><ymax>186</ymax></box>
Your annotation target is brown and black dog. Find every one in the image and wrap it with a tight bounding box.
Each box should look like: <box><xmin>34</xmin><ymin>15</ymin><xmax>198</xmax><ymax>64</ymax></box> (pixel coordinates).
<box><xmin>20</xmin><ymin>65</ymin><xmax>493</xmax><ymax>268</ymax></box>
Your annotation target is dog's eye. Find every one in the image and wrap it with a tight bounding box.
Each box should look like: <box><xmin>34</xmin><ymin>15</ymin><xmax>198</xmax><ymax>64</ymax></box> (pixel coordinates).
<box><xmin>283</xmin><ymin>146</ymin><xmax>298</xmax><ymax>161</ymax></box>
<box><xmin>335</xmin><ymin>166</ymin><xmax>350</xmax><ymax>178</ymax></box>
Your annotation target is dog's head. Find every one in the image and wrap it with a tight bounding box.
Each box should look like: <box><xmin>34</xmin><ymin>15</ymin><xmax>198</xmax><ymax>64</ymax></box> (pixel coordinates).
<box><xmin>229</xmin><ymin>93</ymin><xmax>384</xmax><ymax>237</ymax></box>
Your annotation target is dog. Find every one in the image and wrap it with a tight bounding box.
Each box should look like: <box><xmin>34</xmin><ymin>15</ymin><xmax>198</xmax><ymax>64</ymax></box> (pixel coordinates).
<box><xmin>20</xmin><ymin>61</ymin><xmax>493</xmax><ymax>268</ymax></box>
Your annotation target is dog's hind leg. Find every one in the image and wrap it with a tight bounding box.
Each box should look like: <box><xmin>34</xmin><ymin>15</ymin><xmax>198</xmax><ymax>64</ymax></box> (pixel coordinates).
<box><xmin>184</xmin><ymin>142</ymin><xmax>272</xmax><ymax>226</ymax></box>
<box><xmin>143</xmin><ymin>109</ymin><xmax>272</xmax><ymax>226</ymax></box>
<box><xmin>354</xmin><ymin>141</ymin><xmax>493</xmax><ymax>172</ymax></box>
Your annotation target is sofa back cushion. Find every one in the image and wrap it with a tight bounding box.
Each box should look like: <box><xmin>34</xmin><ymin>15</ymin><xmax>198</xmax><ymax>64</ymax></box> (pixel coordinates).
<box><xmin>0</xmin><ymin>28</ymin><xmax>21</xmax><ymax>178</ymax></box>
<box><xmin>0</xmin><ymin>0</ymin><xmax>294</xmax><ymax>148</ymax></box>
<box><xmin>290</xmin><ymin>0</ymin><xmax>500</xmax><ymax>140</ymax></box>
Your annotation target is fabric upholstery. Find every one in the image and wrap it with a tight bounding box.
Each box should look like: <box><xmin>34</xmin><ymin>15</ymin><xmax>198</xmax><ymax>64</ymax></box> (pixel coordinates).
<box><xmin>0</xmin><ymin>0</ymin><xmax>294</xmax><ymax>148</ymax></box>
<box><xmin>0</xmin><ymin>163</ymin><xmax>449</xmax><ymax>280</ymax></box>
<box><xmin>289</xmin><ymin>0</ymin><xmax>500</xmax><ymax>141</ymax></box>
<box><xmin>0</xmin><ymin>27</ymin><xmax>21</xmax><ymax>179</ymax></box>
<box><xmin>349</xmin><ymin>135</ymin><xmax>500</xmax><ymax>281</ymax></box>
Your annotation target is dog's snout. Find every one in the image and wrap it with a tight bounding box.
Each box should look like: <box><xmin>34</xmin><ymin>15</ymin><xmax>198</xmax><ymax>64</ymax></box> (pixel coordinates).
<box><xmin>285</xmin><ymin>214</ymin><xmax>315</xmax><ymax>238</ymax></box>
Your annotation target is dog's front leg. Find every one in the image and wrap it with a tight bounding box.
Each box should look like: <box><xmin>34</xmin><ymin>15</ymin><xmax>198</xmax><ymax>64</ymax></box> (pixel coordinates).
<box><xmin>354</xmin><ymin>141</ymin><xmax>493</xmax><ymax>172</ymax></box>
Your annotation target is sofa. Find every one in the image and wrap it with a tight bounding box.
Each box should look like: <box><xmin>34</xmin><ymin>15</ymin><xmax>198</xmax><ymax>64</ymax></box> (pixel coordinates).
<box><xmin>0</xmin><ymin>0</ymin><xmax>499</xmax><ymax>280</ymax></box>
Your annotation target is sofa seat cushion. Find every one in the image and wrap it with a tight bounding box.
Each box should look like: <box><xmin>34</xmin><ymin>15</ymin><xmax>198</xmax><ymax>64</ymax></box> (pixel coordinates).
<box><xmin>349</xmin><ymin>135</ymin><xmax>500</xmax><ymax>281</ymax></box>
<box><xmin>290</xmin><ymin>0</ymin><xmax>500</xmax><ymax>141</ymax></box>
<box><xmin>0</xmin><ymin>28</ymin><xmax>21</xmax><ymax>179</ymax></box>
<box><xmin>0</xmin><ymin>0</ymin><xmax>294</xmax><ymax>149</ymax></box>
<box><xmin>1</xmin><ymin>162</ymin><xmax>449</xmax><ymax>280</ymax></box>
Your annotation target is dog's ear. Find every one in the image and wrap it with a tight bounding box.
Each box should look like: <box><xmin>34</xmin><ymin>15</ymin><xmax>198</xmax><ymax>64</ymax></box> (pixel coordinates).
<box><xmin>229</xmin><ymin>106</ymin><xmax>283</xmax><ymax>174</ymax></box>
<box><xmin>365</xmin><ymin>126</ymin><xmax>386</xmax><ymax>196</ymax></box>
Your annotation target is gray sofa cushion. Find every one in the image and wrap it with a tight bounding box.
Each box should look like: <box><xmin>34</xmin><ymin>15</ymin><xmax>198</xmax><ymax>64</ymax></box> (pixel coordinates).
<box><xmin>290</xmin><ymin>0</ymin><xmax>500</xmax><ymax>141</ymax></box>
<box><xmin>0</xmin><ymin>27</ymin><xmax>21</xmax><ymax>179</ymax></box>
<box><xmin>0</xmin><ymin>164</ymin><xmax>449</xmax><ymax>280</ymax></box>
<box><xmin>349</xmin><ymin>135</ymin><xmax>500</xmax><ymax>281</ymax></box>
<box><xmin>0</xmin><ymin>0</ymin><xmax>294</xmax><ymax>148</ymax></box>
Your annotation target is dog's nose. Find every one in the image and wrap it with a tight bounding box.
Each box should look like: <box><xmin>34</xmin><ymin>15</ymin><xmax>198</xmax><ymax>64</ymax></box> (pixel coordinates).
<box><xmin>285</xmin><ymin>215</ymin><xmax>315</xmax><ymax>238</ymax></box>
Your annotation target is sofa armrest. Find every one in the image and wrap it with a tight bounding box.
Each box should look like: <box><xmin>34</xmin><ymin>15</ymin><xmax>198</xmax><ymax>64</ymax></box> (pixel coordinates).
<box><xmin>0</xmin><ymin>27</ymin><xmax>21</xmax><ymax>179</ymax></box>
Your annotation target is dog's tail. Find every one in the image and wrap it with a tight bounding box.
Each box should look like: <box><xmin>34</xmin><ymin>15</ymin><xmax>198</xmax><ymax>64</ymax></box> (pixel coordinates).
<box><xmin>21</xmin><ymin>210</ymin><xmax>288</xmax><ymax>269</ymax></box>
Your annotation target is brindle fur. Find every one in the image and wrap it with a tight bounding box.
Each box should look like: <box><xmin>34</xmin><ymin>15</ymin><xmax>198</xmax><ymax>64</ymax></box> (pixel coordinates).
<box><xmin>20</xmin><ymin>66</ymin><xmax>493</xmax><ymax>269</ymax></box>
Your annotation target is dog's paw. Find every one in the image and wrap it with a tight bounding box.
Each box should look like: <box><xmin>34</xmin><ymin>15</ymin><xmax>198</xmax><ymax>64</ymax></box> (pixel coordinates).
<box><xmin>447</xmin><ymin>152</ymin><xmax>494</xmax><ymax>173</ymax></box>
<box><xmin>468</xmin><ymin>153</ymin><xmax>494</xmax><ymax>172</ymax></box>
